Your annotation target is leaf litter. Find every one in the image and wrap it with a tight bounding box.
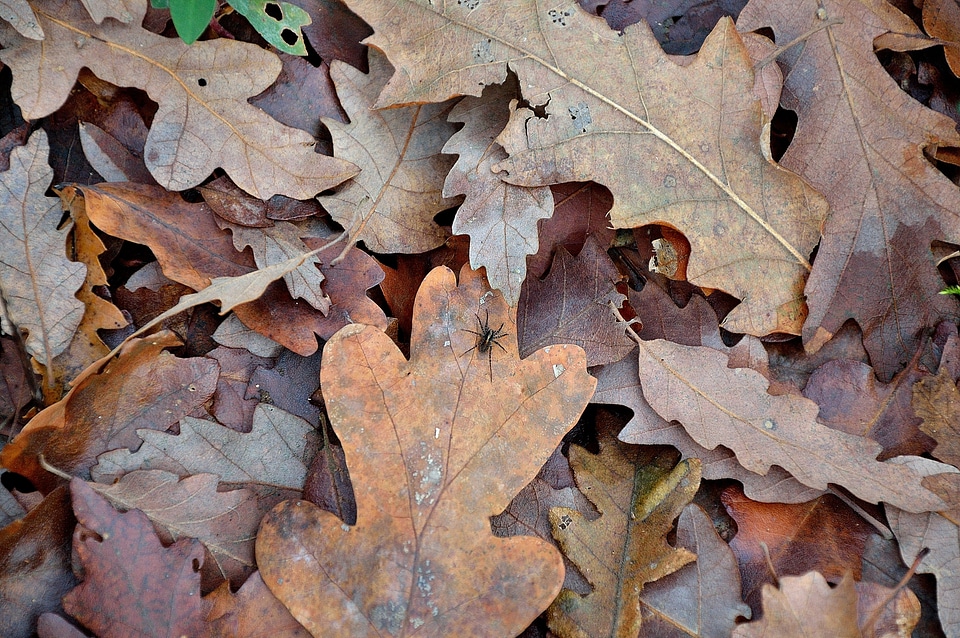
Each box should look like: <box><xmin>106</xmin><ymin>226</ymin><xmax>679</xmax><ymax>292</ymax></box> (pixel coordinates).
<box><xmin>2</xmin><ymin>0</ymin><xmax>960</xmax><ymax>635</ymax></box>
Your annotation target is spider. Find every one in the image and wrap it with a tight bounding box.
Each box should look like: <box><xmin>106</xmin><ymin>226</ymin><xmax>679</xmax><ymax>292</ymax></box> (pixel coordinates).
<box><xmin>461</xmin><ymin>309</ymin><xmax>508</xmax><ymax>382</ymax></box>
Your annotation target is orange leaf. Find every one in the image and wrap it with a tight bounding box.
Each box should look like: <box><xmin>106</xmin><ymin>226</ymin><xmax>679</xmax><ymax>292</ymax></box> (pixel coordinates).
<box><xmin>256</xmin><ymin>266</ymin><xmax>595</xmax><ymax>636</ymax></box>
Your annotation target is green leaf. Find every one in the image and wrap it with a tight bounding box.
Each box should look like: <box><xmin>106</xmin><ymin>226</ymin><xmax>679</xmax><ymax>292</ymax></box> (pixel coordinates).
<box><xmin>229</xmin><ymin>0</ymin><xmax>311</xmax><ymax>56</ymax></box>
<box><xmin>168</xmin><ymin>0</ymin><xmax>216</xmax><ymax>45</ymax></box>
<box><xmin>940</xmin><ymin>285</ymin><xmax>960</xmax><ymax>296</ymax></box>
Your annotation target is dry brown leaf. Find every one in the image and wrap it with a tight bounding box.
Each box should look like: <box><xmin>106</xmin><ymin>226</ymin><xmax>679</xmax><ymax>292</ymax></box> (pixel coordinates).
<box><xmin>257</xmin><ymin>266</ymin><xmax>595</xmax><ymax>636</ymax></box>
<box><xmin>517</xmin><ymin>237</ymin><xmax>633</xmax><ymax>367</ymax></box>
<box><xmin>89</xmin><ymin>470</ymin><xmax>260</xmax><ymax>589</ymax></box>
<box><xmin>634</xmin><ymin>338</ymin><xmax>951</xmax><ymax>512</ymax></box>
<box><xmin>0</xmin><ymin>332</ymin><xmax>219</xmax><ymax>493</ymax></box>
<box><xmin>546</xmin><ymin>436</ymin><xmax>701</xmax><ymax>638</ymax></box>
<box><xmin>732</xmin><ymin>572</ymin><xmax>859</xmax><ymax>638</ymax></box>
<box><xmin>220</xmin><ymin>218</ymin><xmax>330</xmax><ymax>313</ymax></box>
<box><xmin>924</xmin><ymin>0</ymin><xmax>960</xmax><ymax>78</ymax></box>
<box><xmin>0</xmin><ymin>487</ymin><xmax>76</xmax><ymax>638</ymax></box>
<box><xmin>738</xmin><ymin>0</ymin><xmax>960</xmax><ymax>380</ymax></box>
<box><xmin>638</xmin><ymin>504</ymin><xmax>752</xmax><ymax>637</ymax></box>
<box><xmin>206</xmin><ymin>571</ymin><xmax>311</xmax><ymax>638</ymax></box>
<box><xmin>341</xmin><ymin>0</ymin><xmax>827</xmax><ymax>335</ymax></box>
<box><xmin>723</xmin><ymin>484</ymin><xmax>877</xmax><ymax>615</ymax></box>
<box><xmin>318</xmin><ymin>48</ymin><xmax>460</xmax><ymax>254</ymax></box>
<box><xmin>0</xmin><ymin>0</ymin><xmax>357</xmax><ymax>198</ymax></box>
<box><xmin>0</xmin><ymin>0</ymin><xmax>42</xmax><ymax>38</ymax></box>
<box><xmin>887</xmin><ymin>455</ymin><xmax>960</xmax><ymax>636</ymax></box>
<box><xmin>38</xmin><ymin>185</ymin><xmax>127</xmax><ymax>401</ymax></box>
<box><xmin>0</xmin><ymin>130</ymin><xmax>86</xmax><ymax>368</ymax></box>
<box><xmin>913</xmin><ymin>367</ymin><xmax>960</xmax><ymax>467</ymax></box>
<box><xmin>595</xmin><ymin>348</ymin><xmax>824</xmax><ymax>505</ymax></box>
<box><xmin>92</xmin><ymin>403</ymin><xmax>318</xmax><ymax>490</ymax></box>
<box><xmin>443</xmin><ymin>77</ymin><xmax>554</xmax><ymax>306</ymax></box>
<box><xmin>63</xmin><ymin>478</ymin><xmax>210</xmax><ymax>638</ymax></box>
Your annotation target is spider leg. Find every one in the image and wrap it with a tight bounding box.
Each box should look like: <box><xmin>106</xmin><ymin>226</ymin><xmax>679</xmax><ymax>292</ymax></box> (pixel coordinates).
<box><xmin>487</xmin><ymin>349</ymin><xmax>494</xmax><ymax>382</ymax></box>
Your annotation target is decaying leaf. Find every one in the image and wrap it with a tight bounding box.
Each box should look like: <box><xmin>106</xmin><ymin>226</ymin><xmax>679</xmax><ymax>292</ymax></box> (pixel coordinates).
<box><xmin>0</xmin><ymin>487</ymin><xmax>76</xmax><ymax>638</ymax></box>
<box><xmin>206</xmin><ymin>571</ymin><xmax>311</xmax><ymax>637</ymax></box>
<box><xmin>92</xmin><ymin>403</ymin><xmax>318</xmax><ymax>491</ymax></box>
<box><xmin>546</xmin><ymin>434</ymin><xmax>701</xmax><ymax>638</ymax></box>
<box><xmin>257</xmin><ymin>266</ymin><xmax>595</xmax><ymax>636</ymax></box>
<box><xmin>443</xmin><ymin>77</ymin><xmax>554</xmax><ymax>307</ymax></box>
<box><xmin>913</xmin><ymin>367</ymin><xmax>960</xmax><ymax>466</ymax></box>
<box><xmin>342</xmin><ymin>0</ymin><xmax>827</xmax><ymax>335</ymax></box>
<box><xmin>318</xmin><ymin>49</ymin><xmax>460</xmax><ymax>254</ymax></box>
<box><xmin>638</xmin><ymin>504</ymin><xmax>752</xmax><ymax>637</ymax></box>
<box><xmin>62</xmin><ymin>479</ymin><xmax>209</xmax><ymax>638</ymax></box>
<box><xmin>0</xmin><ymin>0</ymin><xmax>358</xmax><ymax>198</ymax></box>
<box><xmin>0</xmin><ymin>332</ymin><xmax>218</xmax><ymax>493</ymax></box>
<box><xmin>634</xmin><ymin>338</ymin><xmax>952</xmax><ymax>512</ymax></box>
<box><xmin>722</xmin><ymin>485</ymin><xmax>876</xmax><ymax>615</ymax></box>
<box><xmin>732</xmin><ymin>572</ymin><xmax>881</xmax><ymax>638</ymax></box>
<box><xmin>220</xmin><ymin>219</ymin><xmax>330</xmax><ymax>314</ymax></box>
<box><xmin>518</xmin><ymin>237</ymin><xmax>633</xmax><ymax>367</ymax></box>
<box><xmin>89</xmin><ymin>470</ymin><xmax>261</xmax><ymax>588</ymax></box>
<box><xmin>0</xmin><ymin>130</ymin><xmax>86</xmax><ymax>368</ymax></box>
<box><xmin>738</xmin><ymin>0</ymin><xmax>960</xmax><ymax>380</ymax></box>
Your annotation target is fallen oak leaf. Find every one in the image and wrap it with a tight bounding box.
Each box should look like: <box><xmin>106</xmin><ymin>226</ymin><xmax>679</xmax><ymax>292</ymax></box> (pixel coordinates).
<box><xmin>0</xmin><ymin>0</ymin><xmax>358</xmax><ymax>199</ymax></box>
<box><xmin>442</xmin><ymin>76</ymin><xmax>554</xmax><ymax>307</ymax></box>
<box><xmin>318</xmin><ymin>48</ymin><xmax>460</xmax><ymax>256</ymax></box>
<box><xmin>62</xmin><ymin>478</ymin><xmax>209</xmax><ymax>638</ymax></box>
<box><xmin>92</xmin><ymin>403</ymin><xmax>319</xmax><ymax>491</ymax></box>
<box><xmin>0</xmin><ymin>332</ymin><xmax>218</xmax><ymax>493</ymax></box>
<box><xmin>0</xmin><ymin>129</ymin><xmax>86</xmax><ymax>372</ymax></box>
<box><xmin>633</xmin><ymin>337</ymin><xmax>952</xmax><ymax>513</ymax></box>
<box><xmin>80</xmin><ymin>470</ymin><xmax>261</xmax><ymax>590</ymax></box>
<box><xmin>546</xmin><ymin>433</ymin><xmax>701</xmax><ymax>638</ymax></box>
<box><xmin>343</xmin><ymin>0</ymin><xmax>827</xmax><ymax>335</ymax></box>
<box><xmin>638</xmin><ymin>504</ymin><xmax>752</xmax><ymax>637</ymax></box>
<box><xmin>738</xmin><ymin>0</ymin><xmax>960</xmax><ymax>380</ymax></box>
<box><xmin>257</xmin><ymin>266</ymin><xmax>596</xmax><ymax>636</ymax></box>
<box><xmin>737</xmin><ymin>572</ymin><xmax>859</xmax><ymax>637</ymax></box>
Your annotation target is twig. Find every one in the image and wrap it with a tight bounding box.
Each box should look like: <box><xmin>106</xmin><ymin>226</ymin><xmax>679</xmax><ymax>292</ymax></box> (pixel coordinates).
<box><xmin>754</xmin><ymin>17</ymin><xmax>844</xmax><ymax>70</ymax></box>
<box><xmin>827</xmin><ymin>486</ymin><xmax>893</xmax><ymax>540</ymax></box>
<box><xmin>861</xmin><ymin>547</ymin><xmax>929</xmax><ymax>636</ymax></box>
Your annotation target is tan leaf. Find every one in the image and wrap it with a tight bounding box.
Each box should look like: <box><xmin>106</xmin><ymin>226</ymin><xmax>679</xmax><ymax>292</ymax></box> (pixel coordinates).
<box><xmin>318</xmin><ymin>48</ymin><xmax>460</xmax><ymax>253</ymax></box>
<box><xmin>92</xmin><ymin>403</ymin><xmax>318</xmax><ymax>490</ymax></box>
<box><xmin>256</xmin><ymin>266</ymin><xmax>595</xmax><ymax>636</ymax></box>
<box><xmin>90</xmin><ymin>470</ymin><xmax>260</xmax><ymax>588</ymax></box>
<box><xmin>638</xmin><ymin>504</ymin><xmax>752</xmax><ymax>637</ymax></box>
<box><xmin>913</xmin><ymin>367</ymin><xmax>960</xmax><ymax>467</ymax></box>
<box><xmin>78</xmin><ymin>0</ymin><xmax>135</xmax><ymax>24</ymax></box>
<box><xmin>546</xmin><ymin>435</ymin><xmax>700</xmax><ymax>638</ymax></box>
<box><xmin>443</xmin><ymin>77</ymin><xmax>553</xmax><ymax>306</ymax></box>
<box><xmin>221</xmin><ymin>219</ymin><xmax>330</xmax><ymax>313</ymax></box>
<box><xmin>0</xmin><ymin>0</ymin><xmax>357</xmax><ymax>198</ymax></box>
<box><xmin>0</xmin><ymin>0</ymin><xmax>42</xmax><ymax>39</ymax></box>
<box><xmin>342</xmin><ymin>0</ymin><xmax>827</xmax><ymax>335</ymax></box>
<box><xmin>634</xmin><ymin>338</ymin><xmax>951</xmax><ymax>512</ymax></box>
<box><xmin>39</xmin><ymin>186</ymin><xmax>127</xmax><ymax>400</ymax></box>
<box><xmin>0</xmin><ymin>129</ymin><xmax>86</xmax><ymax>367</ymax></box>
<box><xmin>738</xmin><ymin>0</ymin><xmax>960</xmax><ymax>380</ymax></box>
<box><xmin>732</xmin><ymin>572</ymin><xmax>860</xmax><ymax>638</ymax></box>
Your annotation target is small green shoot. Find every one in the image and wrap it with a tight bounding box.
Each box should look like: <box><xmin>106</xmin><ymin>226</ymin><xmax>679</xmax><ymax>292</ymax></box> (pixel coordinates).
<box><xmin>939</xmin><ymin>285</ymin><xmax>960</xmax><ymax>296</ymax></box>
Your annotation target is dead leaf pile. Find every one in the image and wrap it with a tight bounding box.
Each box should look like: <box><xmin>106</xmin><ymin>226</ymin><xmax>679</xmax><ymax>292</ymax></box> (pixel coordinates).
<box><xmin>2</xmin><ymin>0</ymin><xmax>960</xmax><ymax>635</ymax></box>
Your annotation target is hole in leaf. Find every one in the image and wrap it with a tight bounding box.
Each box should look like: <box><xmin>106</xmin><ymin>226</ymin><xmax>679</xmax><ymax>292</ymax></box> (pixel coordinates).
<box><xmin>264</xmin><ymin>2</ymin><xmax>282</xmax><ymax>20</ymax></box>
<box><xmin>768</xmin><ymin>106</ymin><xmax>796</xmax><ymax>162</ymax></box>
<box><xmin>197</xmin><ymin>78</ymin><xmax>207</xmax><ymax>87</ymax></box>
<box><xmin>281</xmin><ymin>28</ymin><xmax>298</xmax><ymax>46</ymax></box>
